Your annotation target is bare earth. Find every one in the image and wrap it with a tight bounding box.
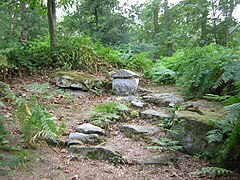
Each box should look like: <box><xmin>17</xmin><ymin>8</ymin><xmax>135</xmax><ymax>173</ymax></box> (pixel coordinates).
<box><xmin>1</xmin><ymin>76</ymin><xmax>239</xmax><ymax>180</ymax></box>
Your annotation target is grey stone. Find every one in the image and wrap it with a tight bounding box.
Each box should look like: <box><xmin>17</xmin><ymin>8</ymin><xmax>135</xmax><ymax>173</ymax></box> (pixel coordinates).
<box><xmin>168</xmin><ymin>110</ymin><xmax>221</xmax><ymax>155</ymax></box>
<box><xmin>76</xmin><ymin>123</ymin><xmax>106</xmax><ymax>135</ymax></box>
<box><xmin>115</xmin><ymin>95</ymin><xmax>137</xmax><ymax>101</ymax></box>
<box><xmin>69</xmin><ymin>146</ymin><xmax>124</xmax><ymax>163</ymax></box>
<box><xmin>143</xmin><ymin>93</ymin><xmax>184</xmax><ymax>107</ymax></box>
<box><xmin>69</xmin><ymin>132</ymin><xmax>100</xmax><ymax>144</ymax></box>
<box><xmin>131</xmin><ymin>100</ymin><xmax>145</xmax><ymax>108</ymax></box>
<box><xmin>140</xmin><ymin>109</ymin><xmax>171</xmax><ymax>119</ymax></box>
<box><xmin>111</xmin><ymin>69</ymin><xmax>139</xmax><ymax>78</ymax></box>
<box><xmin>112</xmin><ymin>78</ymin><xmax>139</xmax><ymax>95</ymax></box>
<box><xmin>119</xmin><ymin>124</ymin><xmax>160</xmax><ymax>135</ymax></box>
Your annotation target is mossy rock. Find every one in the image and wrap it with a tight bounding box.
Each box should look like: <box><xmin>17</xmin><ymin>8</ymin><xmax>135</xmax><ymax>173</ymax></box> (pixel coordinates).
<box><xmin>53</xmin><ymin>71</ymin><xmax>106</xmax><ymax>91</ymax></box>
<box><xmin>168</xmin><ymin>107</ymin><xmax>224</xmax><ymax>155</ymax></box>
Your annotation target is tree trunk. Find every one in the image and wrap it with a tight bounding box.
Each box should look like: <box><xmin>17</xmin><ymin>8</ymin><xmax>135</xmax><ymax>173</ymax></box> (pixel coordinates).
<box><xmin>20</xmin><ymin>2</ymin><xmax>28</xmax><ymax>43</ymax></box>
<box><xmin>47</xmin><ymin>0</ymin><xmax>57</xmax><ymax>48</ymax></box>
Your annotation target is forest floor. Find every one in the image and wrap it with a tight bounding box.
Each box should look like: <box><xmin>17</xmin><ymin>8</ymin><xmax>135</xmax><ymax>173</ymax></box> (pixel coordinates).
<box><xmin>1</xmin><ymin>74</ymin><xmax>240</xmax><ymax>180</ymax></box>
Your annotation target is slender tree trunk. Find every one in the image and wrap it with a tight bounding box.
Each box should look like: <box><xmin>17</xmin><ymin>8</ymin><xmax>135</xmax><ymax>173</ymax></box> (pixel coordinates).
<box><xmin>153</xmin><ymin>7</ymin><xmax>159</xmax><ymax>36</ymax></box>
<box><xmin>20</xmin><ymin>2</ymin><xmax>28</xmax><ymax>43</ymax></box>
<box><xmin>47</xmin><ymin>0</ymin><xmax>57</xmax><ymax>48</ymax></box>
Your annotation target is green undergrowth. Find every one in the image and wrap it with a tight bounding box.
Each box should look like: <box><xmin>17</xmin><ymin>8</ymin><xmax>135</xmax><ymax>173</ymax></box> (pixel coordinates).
<box><xmin>2</xmin><ymin>35</ymin><xmax>154</xmax><ymax>80</ymax></box>
<box><xmin>146</xmin><ymin>44</ymin><xmax>240</xmax><ymax>98</ymax></box>
<box><xmin>0</xmin><ymin>82</ymin><xmax>67</xmax><ymax>145</ymax></box>
<box><xmin>89</xmin><ymin>101</ymin><xmax>129</xmax><ymax>128</ymax></box>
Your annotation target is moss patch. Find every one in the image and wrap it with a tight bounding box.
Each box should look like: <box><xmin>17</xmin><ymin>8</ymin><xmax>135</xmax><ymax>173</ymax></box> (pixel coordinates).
<box><xmin>53</xmin><ymin>71</ymin><xmax>103</xmax><ymax>83</ymax></box>
<box><xmin>176</xmin><ymin>107</ymin><xmax>224</xmax><ymax>126</ymax></box>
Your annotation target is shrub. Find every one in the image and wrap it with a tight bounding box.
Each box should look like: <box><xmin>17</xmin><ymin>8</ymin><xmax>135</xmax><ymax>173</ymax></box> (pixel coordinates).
<box><xmin>6</xmin><ymin>35</ymin><xmax>111</xmax><ymax>74</ymax></box>
<box><xmin>0</xmin><ymin>51</ymin><xmax>16</xmax><ymax>81</ymax></box>
<box><xmin>145</xmin><ymin>51</ymin><xmax>185</xmax><ymax>83</ymax></box>
<box><xmin>124</xmin><ymin>52</ymin><xmax>153</xmax><ymax>72</ymax></box>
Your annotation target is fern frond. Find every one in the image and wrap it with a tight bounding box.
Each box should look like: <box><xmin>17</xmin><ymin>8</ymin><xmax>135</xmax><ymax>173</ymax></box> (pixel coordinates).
<box><xmin>225</xmin><ymin>103</ymin><xmax>240</xmax><ymax>112</ymax></box>
<box><xmin>0</xmin><ymin>155</ymin><xmax>27</xmax><ymax>169</ymax></box>
<box><xmin>206</xmin><ymin>129</ymin><xmax>223</xmax><ymax>143</ymax></box>
<box><xmin>148</xmin><ymin>138</ymin><xmax>182</xmax><ymax>151</ymax></box>
<box><xmin>190</xmin><ymin>167</ymin><xmax>233</xmax><ymax>177</ymax></box>
<box><xmin>213</xmin><ymin>61</ymin><xmax>240</xmax><ymax>89</ymax></box>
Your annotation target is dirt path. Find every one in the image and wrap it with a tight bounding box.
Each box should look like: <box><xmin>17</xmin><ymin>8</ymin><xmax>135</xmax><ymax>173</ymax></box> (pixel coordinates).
<box><xmin>1</xmin><ymin>78</ymin><xmax>239</xmax><ymax>180</ymax></box>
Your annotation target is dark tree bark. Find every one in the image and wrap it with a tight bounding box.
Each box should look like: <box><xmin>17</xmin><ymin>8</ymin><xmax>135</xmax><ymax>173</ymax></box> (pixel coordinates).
<box><xmin>47</xmin><ymin>0</ymin><xmax>57</xmax><ymax>48</ymax></box>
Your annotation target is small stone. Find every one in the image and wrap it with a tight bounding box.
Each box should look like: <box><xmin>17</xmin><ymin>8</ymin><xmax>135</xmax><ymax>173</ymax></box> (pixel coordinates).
<box><xmin>140</xmin><ymin>109</ymin><xmax>171</xmax><ymax>119</ymax></box>
<box><xmin>76</xmin><ymin>123</ymin><xmax>106</xmax><ymax>135</ymax></box>
<box><xmin>68</xmin><ymin>132</ymin><xmax>100</xmax><ymax>144</ymax></box>
<box><xmin>131</xmin><ymin>100</ymin><xmax>145</xmax><ymax>108</ymax></box>
<box><xmin>119</xmin><ymin>124</ymin><xmax>160</xmax><ymax>135</ymax></box>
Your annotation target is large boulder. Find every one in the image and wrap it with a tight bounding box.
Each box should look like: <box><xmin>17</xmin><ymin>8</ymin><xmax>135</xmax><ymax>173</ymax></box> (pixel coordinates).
<box><xmin>111</xmin><ymin>69</ymin><xmax>139</xmax><ymax>95</ymax></box>
<box><xmin>142</xmin><ymin>93</ymin><xmax>184</xmax><ymax>107</ymax></box>
<box><xmin>168</xmin><ymin>107</ymin><xmax>223</xmax><ymax>154</ymax></box>
<box><xmin>53</xmin><ymin>71</ymin><xmax>105</xmax><ymax>91</ymax></box>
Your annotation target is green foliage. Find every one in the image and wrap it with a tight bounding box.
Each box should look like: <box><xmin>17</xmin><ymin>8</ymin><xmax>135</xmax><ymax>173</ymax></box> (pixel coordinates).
<box><xmin>90</xmin><ymin>102</ymin><xmax>129</xmax><ymax>127</ymax></box>
<box><xmin>0</xmin><ymin>53</ymin><xmax>16</xmax><ymax>81</ymax></box>
<box><xmin>124</xmin><ymin>52</ymin><xmax>153</xmax><ymax>72</ymax></box>
<box><xmin>203</xmin><ymin>94</ymin><xmax>230</xmax><ymax>102</ymax></box>
<box><xmin>190</xmin><ymin>167</ymin><xmax>233</xmax><ymax>178</ymax></box>
<box><xmin>145</xmin><ymin>51</ymin><xmax>185</xmax><ymax>83</ymax></box>
<box><xmin>213</xmin><ymin>60</ymin><xmax>240</xmax><ymax>89</ymax></box>
<box><xmin>0</xmin><ymin>154</ymin><xmax>27</xmax><ymax>170</ymax></box>
<box><xmin>207</xmin><ymin>102</ymin><xmax>240</xmax><ymax>163</ymax></box>
<box><xmin>145</xmin><ymin>64</ymin><xmax>175</xmax><ymax>83</ymax></box>
<box><xmin>23</xmin><ymin>82</ymin><xmax>72</xmax><ymax>102</ymax></box>
<box><xmin>6</xmin><ymin>35</ymin><xmax>110</xmax><ymax>73</ymax></box>
<box><xmin>0</xmin><ymin>116</ymin><xmax>9</xmax><ymax>148</ymax></box>
<box><xmin>16</xmin><ymin>97</ymin><xmax>58</xmax><ymax>144</ymax></box>
<box><xmin>0</xmin><ymin>81</ymin><xmax>17</xmax><ymax>104</ymax></box>
<box><xmin>148</xmin><ymin>138</ymin><xmax>182</xmax><ymax>151</ymax></box>
<box><xmin>94</xmin><ymin>101</ymin><xmax>129</xmax><ymax>113</ymax></box>
<box><xmin>176</xmin><ymin>44</ymin><xmax>235</xmax><ymax>97</ymax></box>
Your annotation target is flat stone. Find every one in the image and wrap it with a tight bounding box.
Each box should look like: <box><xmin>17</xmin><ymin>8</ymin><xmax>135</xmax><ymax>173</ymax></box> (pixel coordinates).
<box><xmin>140</xmin><ymin>109</ymin><xmax>171</xmax><ymax>119</ymax></box>
<box><xmin>119</xmin><ymin>124</ymin><xmax>160</xmax><ymax>135</ymax></box>
<box><xmin>111</xmin><ymin>69</ymin><xmax>139</xmax><ymax>78</ymax></box>
<box><xmin>69</xmin><ymin>146</ymin><xmax>124</xmax><ymax>163</ymax></box>
<box><xmin>69</xmin><ymin>132</ymin><xmax>100</xmax><ymax>144</ymax></box>
<box><xmin>142</xmin><ymin>93</ymin><xmax>184</xmax><ymax>107</ymax></box>
<box><xmin>76</xmin><ymin>123</ymin><xmax>106</xmax><ymax>135</ymax></box>
<box><xmin>131</xmin><ymin>100</ymin><xmax>145</xmax><ymax>108</ymax></box>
